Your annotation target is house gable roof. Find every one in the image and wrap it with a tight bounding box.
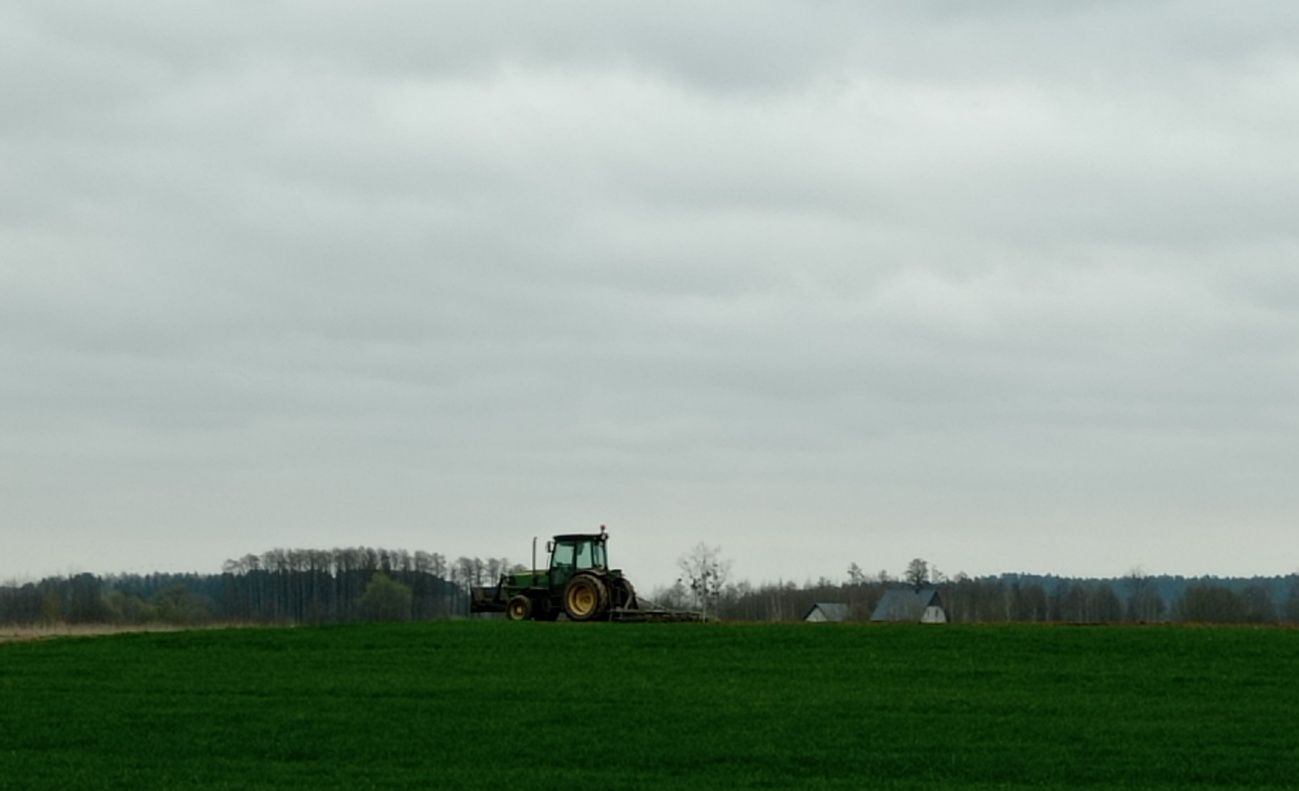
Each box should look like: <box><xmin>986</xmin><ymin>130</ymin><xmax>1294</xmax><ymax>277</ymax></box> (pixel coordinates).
<box><xmin>870</xmin><ymin>588</ymin><xmax>944</xmax><ymax>622</ymax></box>
<box><xmin>804</xmin><ymin>602</ymin><xmax>850</xmax><ymax>622</ymax></box>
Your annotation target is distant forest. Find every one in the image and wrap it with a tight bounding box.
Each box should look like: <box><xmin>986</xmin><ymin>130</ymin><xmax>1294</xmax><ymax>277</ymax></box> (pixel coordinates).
<box><xmin>2</xmin><ymin>548</ymin><xmax>1297</xmax><ymax>626</ymax></box>
<box><xmin>691</xmin><ymin>571</ymin><xmax>1299</xmax><ymax>625</ymax></box>
<box><xmin>0</xmin><ymin>548</ymin><xmax>502</xmax><ymax>627</ymax></box>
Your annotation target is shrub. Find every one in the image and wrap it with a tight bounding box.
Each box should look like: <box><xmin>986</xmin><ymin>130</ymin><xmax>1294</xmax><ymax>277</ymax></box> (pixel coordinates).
<box><xmin>360</xmin><ymin>573</ymin><xmax>412</xmax><ymax>622</ymax></box>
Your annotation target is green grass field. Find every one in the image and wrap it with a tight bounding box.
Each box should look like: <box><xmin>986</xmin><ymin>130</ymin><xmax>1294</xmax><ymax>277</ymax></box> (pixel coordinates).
<box><xmin>2</xmin><ymin>622</ymin><xmax>1297</xmax><ymax>789</ymax></box>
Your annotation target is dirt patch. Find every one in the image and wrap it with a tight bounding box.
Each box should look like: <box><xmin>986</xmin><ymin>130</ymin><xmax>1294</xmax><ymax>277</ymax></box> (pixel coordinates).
<box><xmin>0</xmin><ymin>624</ymin><xmax>193</xmax><ymax>643</ymax></box>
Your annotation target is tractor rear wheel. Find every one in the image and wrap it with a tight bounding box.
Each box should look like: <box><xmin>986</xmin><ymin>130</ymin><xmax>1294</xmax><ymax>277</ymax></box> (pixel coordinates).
<box><xmin>612</xmin><ymin>576</ymin><xmax>638</xmax><ymax>609</ymax></box>
<box><xmin>506</xmin><ymin>594</ymin><xmax>533</xmax><ymax>621</ymax></box>
<box><xmin>562</xmin><ymin>574</ymin><xmax>609</xmax><ymax>621</ymax></box>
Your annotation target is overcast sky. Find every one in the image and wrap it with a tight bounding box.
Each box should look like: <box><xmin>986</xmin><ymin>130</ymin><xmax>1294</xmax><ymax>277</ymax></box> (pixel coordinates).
<box><xmin>3</xmin><ymin>2</ymin><xmax>1298</xmax><ymax>587</ymax></box>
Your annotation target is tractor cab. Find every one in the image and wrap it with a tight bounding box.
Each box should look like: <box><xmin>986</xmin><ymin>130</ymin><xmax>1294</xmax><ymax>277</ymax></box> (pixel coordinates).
<box><xmin>547</xmin><ymin>530</ymin><xmax>609</xmax><ymax>589</ymax></box>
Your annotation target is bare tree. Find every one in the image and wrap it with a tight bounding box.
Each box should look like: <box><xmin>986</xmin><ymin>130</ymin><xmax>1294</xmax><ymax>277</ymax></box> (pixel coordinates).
<box><xmin>1176</xmin><ymin>584</ymin><xmax>1245</xmax><ymax>623</ymax></box>
<box><xmin>1089</xmin><ymin>585</ymin><xmax>1124</xmax><ymax>623</ymax></box>
<box><xmin>904</xmin><ymin>558</ymin><xmax>929</xmax><ymax>590</ymax></box>
<box><xmin>454</xmin><ymin>557</ymin><xmax>476</xmax><ymax>592</ymax></box>
<box><xmin>676</xmin><ymin>543</ymin><xmax>731</xmax><ymax>620</ymax></box>
<box><xmin>1240</xmin><ymin>585</ymin><xmax>1277</xmax><ymax>624</ymax></box>
<box><xmin>648</xmin><ymin>581</ymin><xmax>691</xmax><ymax>611</ymax></box>
<box><xmin>846</xmin><ymin>563</ymin><xmax>867</xmax><ymax>586</ymax></box>
<box><xmin>1124</xmin><ymin>568</ymin><xmax>1165</xmax><ymax>623</ymax></box>
<box><xmin>1285</xmin><ymin>576</ymin><xmax>1299</xmax><ymax>624</ymax></box>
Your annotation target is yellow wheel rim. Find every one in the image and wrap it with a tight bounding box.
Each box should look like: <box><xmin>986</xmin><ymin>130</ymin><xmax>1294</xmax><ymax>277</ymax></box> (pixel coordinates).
<box><xmin>568</xmin><ymin>584</ymin><xmax>595</xmax><ymax>617</ymax></box>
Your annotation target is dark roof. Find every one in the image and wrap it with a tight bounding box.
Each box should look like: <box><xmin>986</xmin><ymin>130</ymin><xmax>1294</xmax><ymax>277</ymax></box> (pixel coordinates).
<box><xmin>804</xmin><ymin>602</ymin><xmax>850</xmax><ymax>622</ymax></box>
<box><xmin>870</xmin><ymin>588</ymin><xmax>944</xmax><ymax>622</ymax></box>
<box><xmin>552</xmin><ymin>533</ymin><xmax>607</xmax><ymax>542</ymax></box>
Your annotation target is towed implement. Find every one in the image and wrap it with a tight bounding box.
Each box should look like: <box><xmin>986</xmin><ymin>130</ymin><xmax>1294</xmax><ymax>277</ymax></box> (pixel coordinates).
<box><xmin>470</xmin><ymin>526</ymin><xmax>700</xmax><ymax>622</ymax></box>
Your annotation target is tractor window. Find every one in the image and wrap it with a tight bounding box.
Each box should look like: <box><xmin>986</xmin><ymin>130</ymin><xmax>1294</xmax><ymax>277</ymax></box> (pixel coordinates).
<box><xmin>552</xmin><ymin>542</ymin><xmax>575</xmax><ymax>569</ymax></box>
<box><xmin>574</xmin><ymin>541</ymin><xmax>607</xmax><ymax>569</ymax></box>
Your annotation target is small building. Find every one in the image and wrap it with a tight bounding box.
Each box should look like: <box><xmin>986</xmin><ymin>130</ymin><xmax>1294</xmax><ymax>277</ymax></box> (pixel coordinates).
<box><xmin>870</xmin><ymin>588</ymin><xmax>948</xmax><ymax>623</ymax></box>
<box><xmin>803</xmin><ymin>602</ymin><xmax>850</xmax><ymax>623</ymax></box>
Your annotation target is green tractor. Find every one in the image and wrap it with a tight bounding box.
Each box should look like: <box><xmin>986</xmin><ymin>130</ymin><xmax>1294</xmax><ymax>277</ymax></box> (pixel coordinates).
<box><xmin>470</xmin><ymin>527</ymin><xmax>699</xmax><ymax>621</ymax></box>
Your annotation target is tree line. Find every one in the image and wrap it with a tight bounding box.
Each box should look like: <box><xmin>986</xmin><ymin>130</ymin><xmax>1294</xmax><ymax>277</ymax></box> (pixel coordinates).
<box><xmin>658</xmin><ymin>555</ymin><xmax>1299</xmax><ymax>625</ymax></box>
<box><xmin>5</xmin><ymin>547</ymin><xmax>1298</xmax><ymax>626</ymax></box>
<box><xmin>0</xmin><ymin>547</ymin><xmax>517</xmax><ymax>626</ymax></box>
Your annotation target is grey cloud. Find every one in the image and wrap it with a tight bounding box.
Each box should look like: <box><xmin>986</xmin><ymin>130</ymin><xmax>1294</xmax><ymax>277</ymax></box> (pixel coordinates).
<box><xmin>4</xmin><ymin>2</ymin><xmax>1299</xmax><ymax>583</ymax></box>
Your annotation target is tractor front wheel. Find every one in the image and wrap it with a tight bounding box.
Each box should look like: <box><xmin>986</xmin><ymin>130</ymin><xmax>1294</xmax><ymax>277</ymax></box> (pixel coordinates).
<box><xmin>563</xmin><ymin>574</ymin><xmax>609</xmax><ymax>621</ymax></box>
<box><xmin>506</xmin><ymin>595</ymin><xmax>533</xmax><ymax>621</ymax></box>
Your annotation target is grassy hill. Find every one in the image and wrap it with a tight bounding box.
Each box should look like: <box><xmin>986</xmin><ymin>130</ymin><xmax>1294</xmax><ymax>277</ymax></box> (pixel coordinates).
<box><xmin>2</xmin><ymin>622</ymin><xmax>1297</xmax><ymax>788</ymax></box>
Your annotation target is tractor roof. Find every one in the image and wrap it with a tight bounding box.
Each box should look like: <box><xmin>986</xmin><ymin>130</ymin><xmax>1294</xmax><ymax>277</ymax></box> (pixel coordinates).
<box><xmin>552</xmin><ymin>533</ymin><xmax>607</xmax><ymax>542</ymax></box>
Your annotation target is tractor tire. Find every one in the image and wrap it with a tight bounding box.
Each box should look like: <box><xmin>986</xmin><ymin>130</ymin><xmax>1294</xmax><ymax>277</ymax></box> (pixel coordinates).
<box><xmin>506</xmin><ymin>594</ymin><xmax>533</xmax><ymax>621</ymax></box>
<box><xmin>563</xmin><ymin>574</ymin><xmax>609</xmax><ymax>621</ymax></box>
<box><xmin>612</xmin><ymin>576</ymin><xmax>638</xmax><ymax>609</ymax></box>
